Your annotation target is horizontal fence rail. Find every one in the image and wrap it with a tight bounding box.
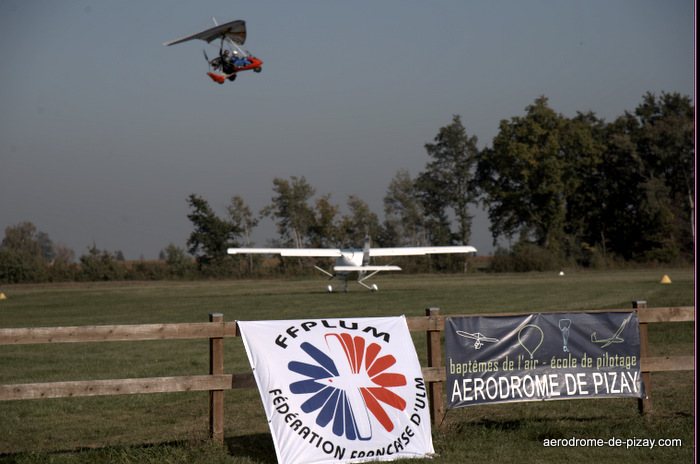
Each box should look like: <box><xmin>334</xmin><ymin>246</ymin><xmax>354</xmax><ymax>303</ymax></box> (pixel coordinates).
<box><xmin>0</xmin><ymin>322</ymin><xmax>240</xmax><ymax>345</ymax></box>
<box><xmin>1</xmin><ymin>375</ymin><xmax>233</xmax><ymax>400</ymax></box>
<box><xmin>0</xmin><ymin>303</ymin><xmax>694</xmax><ymax>442</ymax></box>
<box><xmin>3</xmin><ymin>307</ymin><xmax>690</xmax><ymax>344</ymax></box>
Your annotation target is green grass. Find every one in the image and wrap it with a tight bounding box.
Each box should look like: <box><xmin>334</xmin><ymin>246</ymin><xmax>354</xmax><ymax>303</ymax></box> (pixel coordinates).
<box><xmin>0</xmin><ymin>268</ymin><xmax>694</xmax><ymax>463</ymax></box>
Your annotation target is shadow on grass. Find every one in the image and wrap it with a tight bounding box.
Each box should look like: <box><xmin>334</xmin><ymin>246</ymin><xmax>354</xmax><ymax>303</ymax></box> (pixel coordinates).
<box><xmin>447</xmin><ymin>414</ymin><xmax>612</xmax><ymax>437</ymax></box>
<box><xmin>225</xmin><ymin>433</ymin><xmax>277</xmax><ymax>463</ymax></box>
<box><xmin>0</xmin><ymin>435</ymin><xmax>278</xmax><ymax>464</ymax></box>
<box><xmin>0</xmin><ymin>441</ymin><xmax>199</xmax><ymax>463</ymax></box>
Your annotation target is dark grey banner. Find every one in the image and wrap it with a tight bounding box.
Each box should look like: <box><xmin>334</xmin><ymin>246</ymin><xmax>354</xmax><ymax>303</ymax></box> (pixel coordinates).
<box><xmin>446</xmin><ymin>312</ymin><xmax>646</xmax><ymax>408</ymax></box>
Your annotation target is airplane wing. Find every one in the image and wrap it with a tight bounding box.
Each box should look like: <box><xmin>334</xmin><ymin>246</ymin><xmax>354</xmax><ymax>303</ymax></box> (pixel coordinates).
<box><xmin>334</xmin><ymin>265</ymin><xmax>402</xmax><ymax>272</ymax></box>
<box><xmin>227</xmin><ymin>248</ymin><xmax>342</xmax><ymax>258</ymax></box>
<box><xmin>164</xmin><ymin>19</ymin><xmax>247</xmax><ymax>46</ymax></box>
<box><xmin>369</xmin><ymin>246</ymin><xmax>476</xmax><ymax>257</ymax></box>
<box><xmin>228</xmin><ymin>245</ymin><xmax>476</xmax><ymax>258</ymax></box>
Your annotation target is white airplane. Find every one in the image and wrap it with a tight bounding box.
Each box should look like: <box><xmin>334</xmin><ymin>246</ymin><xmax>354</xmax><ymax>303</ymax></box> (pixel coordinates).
<box><xmin>227</xmin><ymin>236</ymin><xmax>476</xmax><ymax>292</ymax></box>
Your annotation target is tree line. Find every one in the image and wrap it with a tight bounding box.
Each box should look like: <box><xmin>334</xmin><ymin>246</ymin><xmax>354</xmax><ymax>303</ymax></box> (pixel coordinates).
<box><xmin>1</xmin><ymin>92</ymin><xmax>693</xmax><ymax>284</ymax></box>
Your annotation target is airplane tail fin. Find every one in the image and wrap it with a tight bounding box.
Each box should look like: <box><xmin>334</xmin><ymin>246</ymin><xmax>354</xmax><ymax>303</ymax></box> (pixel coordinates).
<box><xmin>362</xmin><ymin>235</ymin><xmax>371</xmax><ymax>266</ymax></box>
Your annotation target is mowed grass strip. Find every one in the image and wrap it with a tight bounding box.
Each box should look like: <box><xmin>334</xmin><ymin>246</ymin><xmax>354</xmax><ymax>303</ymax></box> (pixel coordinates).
<box><xmin>0</xmin><ymin>268</ymin><xmax>694</xmax><ymax>463</ymax></box>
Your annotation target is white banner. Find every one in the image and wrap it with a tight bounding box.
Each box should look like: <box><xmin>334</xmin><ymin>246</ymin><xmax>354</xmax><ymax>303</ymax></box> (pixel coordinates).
<box><xmin>238</xmin><ymin>316</ymin><xmax>434</xmax><ymax>464</ymax></box>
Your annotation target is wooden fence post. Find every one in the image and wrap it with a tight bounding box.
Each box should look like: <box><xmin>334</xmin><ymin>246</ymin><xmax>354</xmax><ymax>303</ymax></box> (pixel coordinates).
<box><xmin>633</xmin><ymin>300</ymin><xmax>652</xmax><ymax>414</ymax></box>
<box><xmin>425</xmin><ymin>307</ymin><xmax>444</xmax><ymax>426</ymax></box>
<box><xmin>209</xmin><ymin>313</ymin><xmax>225</xmax><ymax>443</ymax></box>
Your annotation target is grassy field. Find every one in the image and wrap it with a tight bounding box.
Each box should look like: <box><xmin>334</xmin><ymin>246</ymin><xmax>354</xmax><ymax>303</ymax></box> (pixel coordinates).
<box><xmin>0</xmin><ymin>268</ymin><xmax>694</xmax><ymax>463</ymax></box>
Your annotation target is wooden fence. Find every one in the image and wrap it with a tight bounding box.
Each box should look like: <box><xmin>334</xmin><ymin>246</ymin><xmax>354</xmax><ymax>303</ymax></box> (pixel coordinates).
<box><xmin>0</xmin><ymin>302</ymin><xmax>694</xmax><ymax>444</ymax></box>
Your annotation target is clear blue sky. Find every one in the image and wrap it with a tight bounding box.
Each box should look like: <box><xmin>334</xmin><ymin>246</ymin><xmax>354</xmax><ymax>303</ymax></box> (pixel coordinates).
<box><xmin>1</xmin><ymin>1</ymin><xmax>694</xmax><ymax>259</ymax></box>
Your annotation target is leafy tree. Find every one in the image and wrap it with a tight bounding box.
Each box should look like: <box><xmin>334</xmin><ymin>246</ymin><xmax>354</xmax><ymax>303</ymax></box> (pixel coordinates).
<box><xmin>226</xmin><ymin>195</ymin><xmax>259</xmax><ymax>247</ymax></box>
<box><xmin>417</xmin><ymin>115</ymin><xmax>479</xmax><ymax>246</ymax></box>
<box><xmin>476</xmin><ymin>97</ymin><xmax>572</xmax><ymax>254</ymax></box>
<box><xmin>50</xmin><ymin>243</ymin><xmax>78</xmax><ymax>281</ymax></box>
<box><xmin>54</xmin><ymin>243</ymin><xmax>76</xmax><ymax>264</ymax></box>
<box><xmin>339</xmin><ymin>195</ymin><xmax>381</xmax><ymax>247</ymax></box>
<box><xmin>163</xmin><ymin>243</ymin><xmax>188</xmax><ymax>263</ymax></box>
<box><xmin>592</xmin><ymin>92</ymin><xmax>694</xmax><ymax>262</ymax></box>
<box><xmin>2</xmin><ymin>222</ymin><xmax>47</xmax><ymax>260</ymax></box>
<box><xmin>79</xmin><ymin>243</ymin><xmax>124</xmax><ymax>281</ymax></box>
<box><xmin>308</xmin><ymin>194</ymin><xmax>341</xmax><ymax>248</ymax></box>
<box><xmin>383</xmin><ymin>169</ymin><xmax>426</xmax><ymax>247</ymax></box>
<box><xmin>557</xmin><ymin>111</ymin><xmax>607</xmax><ymax>261</ymax></box>
<box><xmin>476</xmin><ymin>93</ymin><xmax>693</xmax><ymax>266</ymax></box>
<box><xmin>585</xmin><ymin>111</ymin><xmax>649</xmax><ymax>262</ymax></box>
<box><xmin>226</xmin><ymin>195</ymin><xmax>260</xmax><ymax>273</ymax></box>
<box><xmin>0</xmin><ymin>222</ymin><xmax>53</xmax><ymax>283</ymax></box>
<box><xmin>260</xmin><ymin>176</ymin><xmax>316</xmax><ymax>248</ymax></box>
<box><xmin>186</xmin><ymin>194</ymin><xmax>240</xmax><ymax>266</ymax></box>
<box><xmin>633</xmin><ymin>91</ymin><xmax>695</xmax><ymax>259</ymax></box>
<box><xmin>552</xmin><ymin>111</ymin><xmax>614</xmax><ymax>265</ymax></box>
<box><xmin>36</xmin><ymin>231</ymin><xmax>56</xmax><ymax>263</ymax></box>
<box><xmin>162</xmin><ymin>242</ymin><xmax>191</xmax><ymax>277</ymax></box>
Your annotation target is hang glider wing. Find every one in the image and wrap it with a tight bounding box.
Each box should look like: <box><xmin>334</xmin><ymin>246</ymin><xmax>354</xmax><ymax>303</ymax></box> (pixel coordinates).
<box><xmin>164</xmin><ymin>19</ymin><xmax>247</xmax><ymax>47</ymax></box>
<box><xmin>456</xmin><ymin>331</ymin><xmax>499</xmax><ymax>343</ymax></box>
<box><xmin>369</xmin><ymin>246</ymin><xmax>477</xmax><ymax>257</ymax></box>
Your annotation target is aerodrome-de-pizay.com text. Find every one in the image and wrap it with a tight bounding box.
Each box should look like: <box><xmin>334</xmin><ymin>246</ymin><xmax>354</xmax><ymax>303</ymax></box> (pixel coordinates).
<box><xmin>542</xmin><ymin>437</ymin><xmax>682</xmax><ymax>449</ymax></box>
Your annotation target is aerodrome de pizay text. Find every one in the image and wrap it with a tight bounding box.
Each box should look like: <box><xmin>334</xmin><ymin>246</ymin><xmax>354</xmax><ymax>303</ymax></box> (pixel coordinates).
<box><xmin>449</xmin><ymin>355</ymin><xmax>642</xmax><ymax>403</ymax></box>
<box><xmin>445</xmin><ymin>312</ymin><xmax>645</xmax><ymax>408</ymax></box>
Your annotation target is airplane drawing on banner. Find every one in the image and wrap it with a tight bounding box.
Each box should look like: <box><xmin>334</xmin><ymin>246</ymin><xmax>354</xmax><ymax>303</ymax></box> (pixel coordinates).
<box><xmin>227</xmin><ymin>236</ymin><xmax>476</xmax><ymax>292</ymax></box>
<box><xmin>590</xmin><ymin>315</ymin><xmax>630</xmax><ymax>348</ymax></box>
<box><xmin>456</xmin><ymin>330</ymin><xmax>499</xmax><ymax>349</ymax></box>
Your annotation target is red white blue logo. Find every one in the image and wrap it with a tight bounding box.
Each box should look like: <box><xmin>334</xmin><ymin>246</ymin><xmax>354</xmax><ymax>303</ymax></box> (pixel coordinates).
<box><xmin>238</xmin><ymin>317</ymin><xmax>435</xmax><ymax>464</ymax></box>
<box><xmin>288</xmin><ymin>333</ymin><xmax>407</xmax><ymax>441</ymax></box>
